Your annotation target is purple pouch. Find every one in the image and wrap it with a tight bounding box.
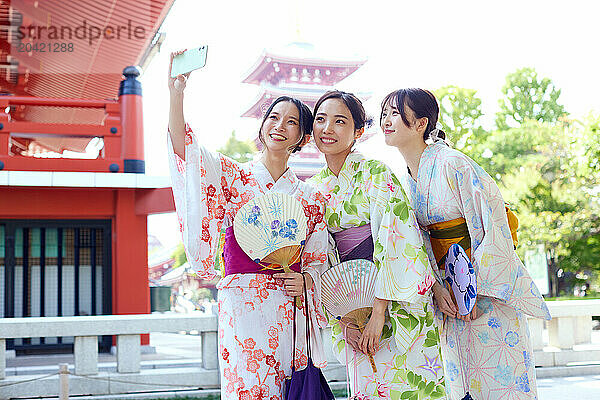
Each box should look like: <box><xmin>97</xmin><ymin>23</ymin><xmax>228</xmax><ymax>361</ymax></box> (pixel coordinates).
<box><xmin>445</xmin><ymin>243</ymin><xmax>477</xmax><ymax>316</ymax></box>
<box><xmin>284</xmin><ymin>357</ymin><xmax>333</xmax><ymax>400</ymax></box>
<box><xmin>283</xmin><ymin>275</ymin><xmax>334</xmax><ymax>400</ymax></box>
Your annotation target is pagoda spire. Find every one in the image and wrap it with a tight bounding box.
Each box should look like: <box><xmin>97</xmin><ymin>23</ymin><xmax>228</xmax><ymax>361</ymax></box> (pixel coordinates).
<box><xmin>292</xmin><ymin>1</ymin><xmax>302</xmax><ymax>42</ymax></box>
<box><xmin>240</xmin><ymin>43</ymin><xmax>371</xmax><ymax>180</ymax></box>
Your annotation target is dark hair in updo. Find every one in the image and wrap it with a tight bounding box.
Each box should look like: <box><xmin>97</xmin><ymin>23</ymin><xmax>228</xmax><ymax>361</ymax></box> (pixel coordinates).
<box><xmin>313</xmin><ymin>90</ymin><xmax>373</xmax><ymax>131</ymax></box>
<box><xmin>259</xmin><ymin>96</ymin><xmax>314</xmax><ymax>153</ymax></box>
<box><xmin>380</xmin><ymin>88</ymin><xmax>445</xmax><ymax>142</ymax></box>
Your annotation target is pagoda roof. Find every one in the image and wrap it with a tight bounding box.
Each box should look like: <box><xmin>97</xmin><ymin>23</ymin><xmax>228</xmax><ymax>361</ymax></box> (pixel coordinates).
<box><xmin>242</xmin><ymin>43</ymin><xmax>366</xmax><ymax>87</ymax></box>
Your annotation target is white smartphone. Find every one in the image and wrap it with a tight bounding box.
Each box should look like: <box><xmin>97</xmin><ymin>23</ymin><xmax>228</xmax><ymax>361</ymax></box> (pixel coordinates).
<box><xmin>171</xmin><ymin>45</ymin><xmax>208</xmax><ymax>78</ymax></box>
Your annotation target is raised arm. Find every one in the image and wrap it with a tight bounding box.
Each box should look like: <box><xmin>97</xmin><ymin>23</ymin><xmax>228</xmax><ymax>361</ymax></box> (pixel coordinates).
<box><xmin>168</xmin><ymin>50</ymin><xmax>191</xmax><ymax>160</ymax></box>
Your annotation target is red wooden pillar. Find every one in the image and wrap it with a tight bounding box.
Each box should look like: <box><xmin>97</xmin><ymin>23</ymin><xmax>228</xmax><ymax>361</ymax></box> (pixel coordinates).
<box><xmin>119</xmin><ymin>66</ymin><xmax>145</xmax><ymax>174</ymax></box>
<box><xmin>113</xmin><ymin>188</ymin><xmax>150</xmax><ymax>344</ymax></box>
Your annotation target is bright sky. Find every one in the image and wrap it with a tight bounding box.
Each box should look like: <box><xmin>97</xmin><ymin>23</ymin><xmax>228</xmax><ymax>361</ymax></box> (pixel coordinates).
<box><xmin>143</xmin><ymin>0</ymin><xmax>600</xmax><ymax>248</ymax></box>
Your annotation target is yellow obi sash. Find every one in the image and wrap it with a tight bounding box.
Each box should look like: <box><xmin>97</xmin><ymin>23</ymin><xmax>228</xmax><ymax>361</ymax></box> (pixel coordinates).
<box><xmin>428</xmin><ymin>206</ymin><xmax>519</xmax><ymax>270</ymax></box>
<box><xmin>505</xmin><ymin>206</ymin><xmax>519</xmax><ymax>248</ymax></box>
<box><xmin>427</xmin><ymin>218</ymin><xmax>472</xmax><ymax>270</ymax></box>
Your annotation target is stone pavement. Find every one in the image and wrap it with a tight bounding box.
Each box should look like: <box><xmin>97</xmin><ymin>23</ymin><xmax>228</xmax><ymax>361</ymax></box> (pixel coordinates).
<box><xmin>18</xmin><ymin>375</ymin><xmax>599</xmax><ymax>399</ymax></box>
<box><xmin>5</xmin><ymin>332</ymin><xmax>600</xmax><ymax>399</ymax></box>
<box><xmin>538</xmin><ymin>375</ymin><xmax>600</xmax><ymax>399</ymax></box>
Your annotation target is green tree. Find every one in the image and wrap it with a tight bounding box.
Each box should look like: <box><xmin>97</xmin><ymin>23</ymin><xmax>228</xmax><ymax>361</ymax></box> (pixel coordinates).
<box><xmin>583</xmin><ymin>113</ymin><xmax>600</xmax><ymax>170</ymax></box>
<box><xmin>476</xmin><ymin>121</ymin><xmax>549</xmax><ymax>181</ymax></box>
<box><xmin>218</xmin><ymin>131</ymin><xmax>256</xmax><ymax>163</ymax></box>
<box><xmin>481</xmin><ymin>119</ymin><xmax>600</xmax><ymax>294</ymax></box>
<box><xmin>172</xmin><ymin>243</ymin><xmax>187</xmax><ymax>268</ymax></box>
<box><xmin>495</xmin><ymin>67</ymin><xmax>567</xmax><ymax>130</ymax></box>
<box><xmin>435</xmin><ymin>85</ymin><xmax>486</xmax><ymax>158</ymax></box>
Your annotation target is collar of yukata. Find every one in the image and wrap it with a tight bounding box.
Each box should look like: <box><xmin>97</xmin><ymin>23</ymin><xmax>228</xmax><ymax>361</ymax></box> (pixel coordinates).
<box><xmin>323</xmin><ymin>151</ymin><xmax>365</xmax><ymax>178</ymax></box>
<box><xmin>252</xmin><ymin>160</ymin><xmax>298</xmax><ymax>191</ymax></box>
<box><xmin>345</xmin><ymin>151</ymin><xmax>365</xmax><ymax>164</ymax></box>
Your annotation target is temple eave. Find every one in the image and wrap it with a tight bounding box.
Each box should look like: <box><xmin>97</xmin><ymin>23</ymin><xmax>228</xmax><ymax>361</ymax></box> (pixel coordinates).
<box><xmin>242</xmin><ymin>57</ymin><xmax>366</xmax><ymax>86</ymax></box>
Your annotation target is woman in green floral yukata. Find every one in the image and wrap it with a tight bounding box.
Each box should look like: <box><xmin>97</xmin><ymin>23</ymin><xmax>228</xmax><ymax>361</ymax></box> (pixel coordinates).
<box><xmin>308</xmin><ymin>90</ymin><xmax>446</xmax><ymax>400</ymax></box>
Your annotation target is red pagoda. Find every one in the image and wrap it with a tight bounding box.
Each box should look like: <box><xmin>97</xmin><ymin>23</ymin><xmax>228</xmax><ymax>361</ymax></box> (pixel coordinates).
<box><xmin>241</xmin><ymin>42</ymin><xmax>370</xmax><ymax>179</ymax></box>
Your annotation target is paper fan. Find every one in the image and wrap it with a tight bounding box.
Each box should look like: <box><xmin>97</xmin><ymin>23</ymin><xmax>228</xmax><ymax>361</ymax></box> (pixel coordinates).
<box><xmin>233</xmin><ymin>192</ymin><xmax>308</xmax><ymax>271</ymax></box>
<box><xmin>321</xmin><ymin>258</ymin><xmax>378</xmax><ymax>372</ymax></box>
<box><xmin>445</xmin><ymin>243</ymin><xmax>477</xmax><ymax>316</ymax></box>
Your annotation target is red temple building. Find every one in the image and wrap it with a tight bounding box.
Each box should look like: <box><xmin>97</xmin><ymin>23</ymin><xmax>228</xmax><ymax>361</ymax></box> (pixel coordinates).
<box><xmin>0</xmin><ymin>0</ymin><xmax>175</xmax><ymax>352</ymax></box>
<box><xmin>241</xmin><ymin>42</ymin><xmax>370</xmax><ymax>179</ymax></box>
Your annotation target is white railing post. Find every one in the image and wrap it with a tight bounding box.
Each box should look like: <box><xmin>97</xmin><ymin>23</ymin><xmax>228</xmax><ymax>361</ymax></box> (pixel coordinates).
<box><xmin>59</xmin><ymin>363</ymin><xmax>69</xmax><ymax>400</ymax></box>
<box><xmin>0</xmin><ymin>338</ymin><xmax>5</xmax><ymax>379</ymax></box>
<box><xmin>117</xmin><ymin>334</ymin><xmax>141</xmax><ymax>373</ymax></box>
<box><xmin>74</xmin><ymin>336</ymin><xmax>98</xmax><ymax>375</ymax></box>
<box><xmin>548</xmin><ymin>317</ymin><xmax>576</xmax><ymax>349</ymax></box>
<box><xmin>575</xmin><ymin>316</ymin><xmax>592</xmax><ymax>344</ymax></box>
<box><xmin>201</xmin><ymin>330</ymin><xmax>219</xmax><ymax>370</ymax></box>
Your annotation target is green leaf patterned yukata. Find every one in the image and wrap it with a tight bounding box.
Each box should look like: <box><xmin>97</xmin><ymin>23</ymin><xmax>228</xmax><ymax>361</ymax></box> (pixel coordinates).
<box><xmin>309</xmin><ymin>152</ymin><xmax>446</xmax><ymax>400</ymax></box>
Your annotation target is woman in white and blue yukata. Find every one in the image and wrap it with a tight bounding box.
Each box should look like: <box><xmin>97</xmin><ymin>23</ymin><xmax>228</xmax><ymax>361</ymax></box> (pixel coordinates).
<box><xmin>381</xmin><ymin>88</ymin><xmax>550</xmax><ymax>400</ymax></box>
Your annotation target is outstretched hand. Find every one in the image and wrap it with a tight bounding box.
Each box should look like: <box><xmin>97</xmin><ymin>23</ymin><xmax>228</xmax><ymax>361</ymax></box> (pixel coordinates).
<box><xmin>168</xmin><ymin>50</ymin><xmax>191</xmax><ymax>94</ymax></box>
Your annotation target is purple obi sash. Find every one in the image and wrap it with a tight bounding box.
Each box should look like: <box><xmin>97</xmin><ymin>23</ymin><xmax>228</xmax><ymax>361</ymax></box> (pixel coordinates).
<box><xmin>222</xmin><ymin>226</ymin><xmax>301</xmax><ymax>276</ymax></box>
<box><xmin>332</xmin><ymin>224</ymin><xmax>374</xmax><ymax>263</ymax></box>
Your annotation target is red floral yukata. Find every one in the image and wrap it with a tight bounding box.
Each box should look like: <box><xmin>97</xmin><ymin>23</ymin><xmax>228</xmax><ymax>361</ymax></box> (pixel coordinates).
<box><xmin>168</xmin><ymin>124</ymin><xmax>329</xmax><ymax>400</ymax></box>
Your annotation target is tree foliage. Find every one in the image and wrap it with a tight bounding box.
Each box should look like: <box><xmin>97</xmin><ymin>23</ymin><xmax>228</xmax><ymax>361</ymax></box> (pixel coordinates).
<box><xmin>583</xmin><ymin>113</ymin><xmax>600</xmax><ymax>171</ymax></box>
<box><xmin>437</xmin><ymin>69</ymin><xmax>599</xmax><ymax>293</ymax></box>
<box><xmin>495</xmin><ymin>67</ymin><xmax>567</xmax><ymax>130</ymax></box>
<box><xmin>487</xmin><ymin>121</ymin><xmax>598</xmax><ymax>258</ymax></box>
<box><xmin>435</xmin><ymin>85</ymin><xmax>485</xmax><ymax>157</ymax></box>
<box><xmin>217</xmin><ymin>131</ymin><xmax>256</xmax><ymax>163</ymax></box>
<box><xmin>172</xmin><ymin>243</ymin><xmax>187</xmax><ymax>268</ymax></box>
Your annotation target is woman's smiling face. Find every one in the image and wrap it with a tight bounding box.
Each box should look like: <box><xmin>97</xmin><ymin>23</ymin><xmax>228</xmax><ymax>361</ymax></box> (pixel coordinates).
<box><xmin>260</xmin><ymin>101</ymin><xmax>302</xmax><ymax>154</ymax></box>
<box><xmin>380</xmin><ymin>98</ymin><xmax>424</xmax><ymax>149</ymax></box>
<box><xmin>313</xmin><ymin>98</ymin><xmax>357</xmax><ymax>156</ymax></box>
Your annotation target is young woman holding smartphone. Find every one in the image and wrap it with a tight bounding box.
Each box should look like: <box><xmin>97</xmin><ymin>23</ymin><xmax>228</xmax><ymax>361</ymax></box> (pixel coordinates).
<box><xmin>167</xmin><ymin>51</ymin><xmax>329</xmax><ymax>400</ymax></box>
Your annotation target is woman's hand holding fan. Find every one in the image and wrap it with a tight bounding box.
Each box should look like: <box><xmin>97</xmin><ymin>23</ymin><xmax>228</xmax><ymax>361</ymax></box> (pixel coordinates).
<box><xmin>445</xmin><ymin>243</ymin><xmax>478</xmax><ymax>400</ymax></box>
<box><xmin>274</xmin><ymin>271</ymin><xmax>313</xmax><ymax>297</ymax></box>
<box><xmin>432</xmin><ymin>282</ymin><xmax>458</xmax><ymax>318</ymax></box>
<box><xmin>340</xmin><ymin>322</ymin><xmax>362</xmax><ymax>352</ymax></box>
<box><xmin>358</xmin><ymin>298</ymin><xmax>387</xmax><ymax>355</ymax></box>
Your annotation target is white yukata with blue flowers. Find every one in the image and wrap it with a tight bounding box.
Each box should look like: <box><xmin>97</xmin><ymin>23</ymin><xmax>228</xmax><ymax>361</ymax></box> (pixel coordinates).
<box><xmin>405</xmin><ymin>141</ymin><xmax>550</xmax><ymax>400</ymax></box>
